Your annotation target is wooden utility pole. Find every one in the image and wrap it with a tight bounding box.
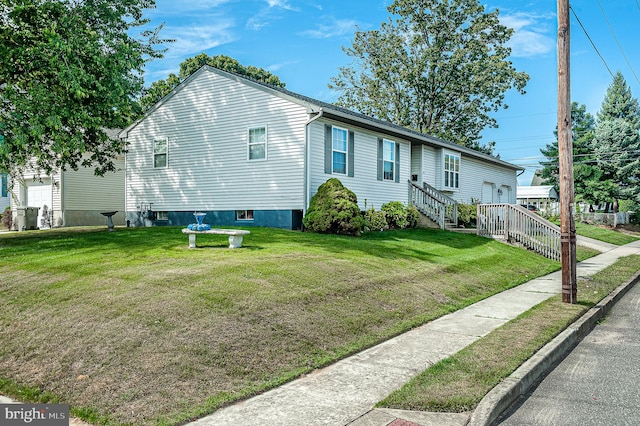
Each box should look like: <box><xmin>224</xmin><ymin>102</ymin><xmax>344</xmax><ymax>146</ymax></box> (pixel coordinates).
<box><xmin>558</xmin><ymin>0</ymin><xmax>577</xmax><ymax>303</ymax></box>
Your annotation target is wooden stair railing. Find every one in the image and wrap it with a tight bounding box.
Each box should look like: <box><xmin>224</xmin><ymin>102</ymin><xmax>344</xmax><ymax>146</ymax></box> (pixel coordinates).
<box><xmin>409</xmin><ymin>181</ymin><xmax>458</xmax><ymax>229</ymax></box>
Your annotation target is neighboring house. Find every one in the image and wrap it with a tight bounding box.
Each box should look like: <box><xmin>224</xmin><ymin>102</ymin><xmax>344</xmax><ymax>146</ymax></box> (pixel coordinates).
<box><xmin>120</xmin><ymin>65</ymin><xmax>522</xmax><ymax>230</ymax></box>
<box><xmin>517</xmin><ymin>185</ymin><xmax>559</xmax><ymax>206</ymax></box>
<box><xmin>1</xmin><ymin>173</ymin><xmax>9</xmax><ymax>213</ymax></box>
<box><xmin>9</xmin><ymin>130</ymin><xmax>125</xmax><ymax>230</ymax></box>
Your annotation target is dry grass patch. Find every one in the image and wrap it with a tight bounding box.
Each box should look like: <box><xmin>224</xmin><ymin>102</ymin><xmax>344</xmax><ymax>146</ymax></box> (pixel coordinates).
<box><xmin>0</xmin><ymin>226</ymin><xmax>568</xmax><ymax>425</ymax></box>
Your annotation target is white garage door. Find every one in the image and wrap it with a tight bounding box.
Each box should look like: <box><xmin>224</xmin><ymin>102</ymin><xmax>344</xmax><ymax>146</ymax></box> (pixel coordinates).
<box><xmin>27</xmin><ymin>180</ymin><xmax>52</xmax><ymax>228</ymax></box>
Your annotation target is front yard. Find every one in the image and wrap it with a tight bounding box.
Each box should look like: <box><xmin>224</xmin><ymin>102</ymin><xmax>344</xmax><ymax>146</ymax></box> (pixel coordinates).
<box><xmin>0</xmin><ymin>227</ymin><xmax>581</xmax><ymax>425</ymax></box>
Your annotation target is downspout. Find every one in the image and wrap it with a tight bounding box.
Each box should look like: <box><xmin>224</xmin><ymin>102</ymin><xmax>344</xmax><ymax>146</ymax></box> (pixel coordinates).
<box><xmin>304</xmin><ymin>109</ymin><xmax>324</xmax><ymax>217</ymax></box>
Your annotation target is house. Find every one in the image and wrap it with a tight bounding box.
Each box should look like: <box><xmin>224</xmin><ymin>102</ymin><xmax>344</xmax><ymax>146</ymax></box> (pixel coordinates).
<box><xmin>9</xmin><ymin>129</ymin><xmax>125</xmax><ymax>230</ymax></box>
<box><xmin>517</xmin><ymin>185</ymin><xmax>559</xmax><ymax>206</ymax></box>
<box><xmin>120</xmin><ymin>66</ymin><xmax>522</xmax><ymax>230</ymax></box>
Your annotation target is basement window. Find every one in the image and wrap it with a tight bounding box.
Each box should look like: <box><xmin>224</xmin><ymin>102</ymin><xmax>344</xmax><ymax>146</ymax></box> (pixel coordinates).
<box><xmin>236</xmin><ymin>210</ymin><xmax>254</xmax><ymax>221</ymax></box>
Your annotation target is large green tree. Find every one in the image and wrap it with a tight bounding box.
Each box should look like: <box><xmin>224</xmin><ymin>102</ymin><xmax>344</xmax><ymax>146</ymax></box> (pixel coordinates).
<box><xmin>329</xmin><ymin>0</ymin><xmax>529</xmax><ymax>154</ymax></box>
<box><xmin>592</xmin><ymin>72</ymin><xmax>640</xmax><ymax>210</ymax></box>
<box><xmin>0</xmin><ymin>0</ymin><xmax>165</xmax><ymax>178</ymax></box>
<box><xmin>140</xmin><ymin>54</ymin><xmax>286</xmax><ymax>111</ymax></box>
<box><xmin>539</xmin><ymin>102</ymin><xmax>600</xmax><ymax>204</ymax></box>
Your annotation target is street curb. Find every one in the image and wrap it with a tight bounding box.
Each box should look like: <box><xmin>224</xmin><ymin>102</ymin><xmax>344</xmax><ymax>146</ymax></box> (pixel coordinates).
<box><xmin>468</xmin><ymin>269</ymin><xmax>640</xmax><ymax>426</ymax></box>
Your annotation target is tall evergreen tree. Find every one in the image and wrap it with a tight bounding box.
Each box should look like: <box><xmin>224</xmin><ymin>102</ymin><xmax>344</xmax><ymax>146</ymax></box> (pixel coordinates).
<box><xmin>539</xmin><ymin>102</ymin><xmax>597</xmax><ymax>201</ymax></box>
<box><xmin>329</xmin><ymin>0</ymin><xmax>529</xmax><ymax>154</ymax></box>
<box><xmin>592</xmin><ymin>71</ymin><xmax>640</xmax><ymax>210</ymax></box>
<box><xmin>597</xmin><ymin>71</ymin><xmax>640</xmax><ymax>126</ymax></box>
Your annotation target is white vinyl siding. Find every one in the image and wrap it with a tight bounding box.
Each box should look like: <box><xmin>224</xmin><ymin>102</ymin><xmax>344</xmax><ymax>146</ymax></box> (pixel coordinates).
<box><xmin>63</xmin><ymin>158</ymin><xmax>125</xmax><ymax>210</ymax></box>
<box><xmin>125</xmin><ymin>68</ymin><xmax>307</xmax><ymax>213</ymax></box>
<box><xmin>310</xmin><ymin>119</ymin><xmax>410</xmax><ymax>210</ymax></box>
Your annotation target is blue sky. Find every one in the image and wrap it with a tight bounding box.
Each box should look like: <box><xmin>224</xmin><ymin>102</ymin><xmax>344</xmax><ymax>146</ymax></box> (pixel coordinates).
<box><xmin>140</xmin><ymin>0</ymin><xmax>640</xmax><ymax>185</ymax></box>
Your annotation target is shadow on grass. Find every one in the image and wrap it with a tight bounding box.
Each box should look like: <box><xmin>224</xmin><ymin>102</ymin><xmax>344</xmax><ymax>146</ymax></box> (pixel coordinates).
<box><xmin>0</xmin><ymin>226</ymin><xmax>495</xmax><ymax>264</ymax></box>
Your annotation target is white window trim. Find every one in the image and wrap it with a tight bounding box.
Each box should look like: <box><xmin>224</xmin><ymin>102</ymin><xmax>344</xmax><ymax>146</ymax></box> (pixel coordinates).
<box><xmin>332</xmin><ymin>125</ymin><xmax>348</xmax><ymax>175</ymax></box>
<box><xmin>443</xmin><ymin>151</ymin><xmax>461</xmax><ymax>191</ymax></box>
<box><xmin>154</xmin><ymin>137</ymin><xmax>168</xmax><ymax>169</ymax></box>
<box><xmin>247</xmin><ymin>126</ymin><xmax>268</xmax><ymax>161</ymax></box>
<box><xmin>383</xmin><ymin>139</ymin><xmax>395</xmax><ymax>181</ymax></box>
<box><xmin>236</xmin><ymin>210</ymin><xmax>255</xmax><ymax>221</ymax></box>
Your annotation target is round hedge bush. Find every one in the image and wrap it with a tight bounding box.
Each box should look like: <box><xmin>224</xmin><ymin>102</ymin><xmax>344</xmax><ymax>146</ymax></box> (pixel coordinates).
<box><xmin>303</xmin><ymin>178</ymin><xmax>365</xmax><ymax>236</ymax></box>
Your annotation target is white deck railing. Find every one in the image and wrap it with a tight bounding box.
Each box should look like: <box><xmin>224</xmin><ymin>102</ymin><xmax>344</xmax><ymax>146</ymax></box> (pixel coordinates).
<box><xmin>477</xmin><ymin>204</ymin><xmax>561</xmax><ymax>261</ymax></box>
<box><xmin>409</xmin><ymin>181</ymin><xmax>457</xmax><ymax>229</ymax></box>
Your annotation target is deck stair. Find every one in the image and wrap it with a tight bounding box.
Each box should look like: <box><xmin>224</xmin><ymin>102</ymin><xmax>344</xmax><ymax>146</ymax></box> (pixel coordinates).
<box><xmin>409</xmin><ymin>181</ymin><xmax>458</xmax><ymax>230</ymax></box>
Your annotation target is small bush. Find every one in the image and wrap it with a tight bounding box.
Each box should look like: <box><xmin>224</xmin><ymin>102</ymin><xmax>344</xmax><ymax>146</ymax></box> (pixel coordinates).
<box><xmin>406</xmin><ymin>205</ymin><xmax>420</xmax><ymax>228</ymax></box>
<box><xmin>457</xmin><ymin>203</ymin><xmax>477</xmax><ymax>228</ymax></box>
<box><xmin>1</xmin><ymin>207</ymin><xmax>12</xmax><ymax>230</ymax></box>
<box><xmin>381</xmin><ymin>201</ymin><xmax>408</xmax><ymax>229</ymax></box>
<box><xmin>364</xmin><ymin>208</ymin><xmax>388</xmax><ymax>232</ymax></box>
<box><xmin>303</xmin><ymin>178</ymin><xmax>365</xmax><ymax>236</ymax></box>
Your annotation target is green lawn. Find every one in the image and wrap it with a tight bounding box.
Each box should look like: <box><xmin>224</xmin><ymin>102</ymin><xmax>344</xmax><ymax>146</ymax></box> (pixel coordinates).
<box><xmin>574</xmin><ymin>221</ymin><xmax>640</xmax><ymax>245</ymax></box>
<box><xmin>0</xmin><ymin>226</ymin><xmax>582</xmax><ymax>425</ymax></box>
<box><xmin>378</xmin><ymin>254</ymin><xmax>640</xmax><ymax>413</ymax></box>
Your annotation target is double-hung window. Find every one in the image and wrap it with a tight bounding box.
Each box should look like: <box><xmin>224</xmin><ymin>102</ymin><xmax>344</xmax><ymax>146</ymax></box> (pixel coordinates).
<box><xmin>383</xmin><ymin>140</ymin><xmax>395</xmax><ymax>181</ymax></box>
<box><xmin>1</xmin><ymin>174</ymin><xmax>7</xmax><ymax>198</ymax></box>
<box><xmin>154</xmin><ymin>138</ymin><xmax>168</xmax><ymax>168</ymax></box>
<box><xmin>332</xmin><ymin>127</ymin><xmax>348</xmax><ymax>174</ymax></box>
<box><xmin>444</xmin><ymin>152</ymin><xmax>460</xmax><ymax>189</ymax></box>
<box><xmin>325</xmin><ymin>124</ymin><xmax>354</xmax><ymax>177</ymax></box>
<box><xmin>248</xmin><ymin>127</ymin><xmax>267</xmax><ymax>161</ymax></box>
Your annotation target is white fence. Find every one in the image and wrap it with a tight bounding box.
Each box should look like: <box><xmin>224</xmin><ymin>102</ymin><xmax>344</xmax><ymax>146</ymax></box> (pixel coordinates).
<box><xmin>521</xmin><ymin>202</ymin><xmax>631</xmax><ymax>226</ymax></box>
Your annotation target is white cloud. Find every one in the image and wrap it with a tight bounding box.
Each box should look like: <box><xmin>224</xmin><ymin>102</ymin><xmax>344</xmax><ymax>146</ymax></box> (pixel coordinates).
<box><xmin>163</xmin><ymin>22</ymin><xmax>237</xmax><ymax>58</ymax></box>
<box><xmin>299</xmin><ymin>17</ymin><xmax>361</xmax><ymax>39</ymax></box>
<box><xmin>266</xmin><ymin>0</ymin><xmax>298</xmax><ymax>11</ymax></box>
<box><xmin>266</xmin><ymin>60</ymin><xmax>300</xmax><ymax>72</ymax></box>
<box><xmin>246</xmin><ymin>0</ymin><xmax>301</xmax><ymax>30</ymax></box>
<box><xmin>501</xmin><ymin>12</ymin><xmax>555</xmax><ymax>58</ymax></box>
<box><xmin>153</xmin><ymin>0</ymin><xmax>233</xmax><ymax>14</ymax></box>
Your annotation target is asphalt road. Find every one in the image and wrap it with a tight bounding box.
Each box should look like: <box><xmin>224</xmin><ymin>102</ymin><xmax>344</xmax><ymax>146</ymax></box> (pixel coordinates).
<box><xmin>497</xmin><ymin>281</ymin><xmax>640</xmax><ymax>426</ymax></box>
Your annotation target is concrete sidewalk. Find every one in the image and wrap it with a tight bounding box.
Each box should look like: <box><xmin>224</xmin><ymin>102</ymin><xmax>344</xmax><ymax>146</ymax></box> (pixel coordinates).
<box><xmin>188</xmin><ymin>239</ymin><xmax>640</xmax><ymax>426</ymax></box>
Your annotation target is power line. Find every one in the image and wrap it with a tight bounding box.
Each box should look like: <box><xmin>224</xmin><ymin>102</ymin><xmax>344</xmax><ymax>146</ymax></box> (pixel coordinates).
<box><xmin>570</xmin><ymin>6</ymin><xmax>614</xmax><ymax>78</ymax></box>
<box><xmin>594</xmin><ymin>0</ymin><xmax>640</xmax><ymax>85</ymax></box>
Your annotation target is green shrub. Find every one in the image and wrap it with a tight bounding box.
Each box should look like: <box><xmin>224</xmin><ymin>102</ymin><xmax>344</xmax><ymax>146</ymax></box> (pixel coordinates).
<box><xmin>381</xmin><ymin>201</ymin><xmax>408</xmax><ymax>229</ymax></box>
<box><xmin>618</xmin><ymin>199</ymin><xmax>634</xmax><ymax>212</ymax></box>
<box><xmin>1</xmin><ymin>207</ymin><xmax>11</xmax><ymax>230</ymax></box>
<box><xmin>364</xmin><ymin>208</ymin><xmax>388</xmax><ymax>232</ymax></box>
<box><xmin>406</xmin><ymin>205</ymin><xmax>420</xmax><ymax>228</ymax></box>
<box><xmin>303</xmin><ymin>178</ymin><xmax>365</xmax><ymax>236</ymax></box>
<box><xmin>457</xmin><ymin>203</ymin><xmax>477</xmax><ymax>228</ymax></box>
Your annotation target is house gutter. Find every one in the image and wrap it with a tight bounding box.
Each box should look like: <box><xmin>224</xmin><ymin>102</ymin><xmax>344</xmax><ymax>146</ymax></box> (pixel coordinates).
<box><xmin>304</xmin><ymin>109</ymin><xmax>324</xmax><ymax>215</ymax></box>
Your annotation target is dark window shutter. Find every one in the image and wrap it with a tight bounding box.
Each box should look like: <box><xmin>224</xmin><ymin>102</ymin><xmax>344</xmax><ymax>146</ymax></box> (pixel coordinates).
<box><xmin>324</xmin><ymin>124</ymin><xmax>332</xmax><ymax>174</ymax></box>
<box><xmin>395</xmin><ymin>142</ymin><xmax>400</xmax><ymax>183</ymax></box>
<box><xmin>377</xmin><ymin>138</ymin><xmax>383</xmax><ymax>181</ymax></box>
<box><xmin>348</xmin><ymin>131</ymin><xmax>355</xmax><ymax>177</ymax></box>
